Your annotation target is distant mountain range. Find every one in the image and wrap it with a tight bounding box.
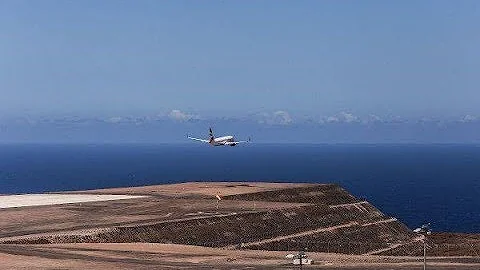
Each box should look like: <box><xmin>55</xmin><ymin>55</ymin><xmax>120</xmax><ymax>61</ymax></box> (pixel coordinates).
<box><xmin>0</xmin><ymin>110</ymin><xmax>479</xmax><ymax>143</ymax></box>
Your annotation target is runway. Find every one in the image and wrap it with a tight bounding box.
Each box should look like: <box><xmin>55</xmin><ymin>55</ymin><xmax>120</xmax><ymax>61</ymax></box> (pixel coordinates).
<box><xmin>0</xmin><ymin>194</ymin><xmax>144</xmax><ymax>209</ymax></box>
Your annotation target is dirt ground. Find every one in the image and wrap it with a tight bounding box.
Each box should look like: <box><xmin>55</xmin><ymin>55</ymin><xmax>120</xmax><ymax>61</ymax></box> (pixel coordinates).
<box><xmin>0</xmin><ymin>182</ymin><xmax>478</xmax><ymax>269</ymax></box>
<box><xmin>0</xmin><ymin>243</ymin><xmax>478</xmax><ymax>270</ymax></box>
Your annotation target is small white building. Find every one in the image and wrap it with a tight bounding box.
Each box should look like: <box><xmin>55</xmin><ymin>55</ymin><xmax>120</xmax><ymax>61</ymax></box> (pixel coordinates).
<box><xmin>293</xmin><ymin>258</ymin><xmax>314</xmax><ymax>265</ymax></box>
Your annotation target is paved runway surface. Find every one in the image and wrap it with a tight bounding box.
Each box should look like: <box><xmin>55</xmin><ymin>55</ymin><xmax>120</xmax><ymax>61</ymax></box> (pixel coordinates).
<box><xmin>0</xmin><ymin>194</ymin><xmax>144</xmax><ymax>209</ymax></box>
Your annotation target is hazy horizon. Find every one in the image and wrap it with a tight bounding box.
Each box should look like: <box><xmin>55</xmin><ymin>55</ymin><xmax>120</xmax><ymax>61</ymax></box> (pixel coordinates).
<box><xmin>2</xmin><ymin>1</ymin><xmax>480</xmax><ymax>143</ymax></box>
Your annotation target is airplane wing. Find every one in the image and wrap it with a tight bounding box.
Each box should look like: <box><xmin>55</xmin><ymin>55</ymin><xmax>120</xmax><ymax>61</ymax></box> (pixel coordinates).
<box><xmin>187</xmin><ymin>136</ymin><xmax>210</xmax><ymax>143</ymax></box>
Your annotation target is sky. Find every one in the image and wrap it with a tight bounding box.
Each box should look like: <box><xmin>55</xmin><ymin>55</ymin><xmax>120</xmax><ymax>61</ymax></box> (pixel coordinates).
<box><xmin>1</xmin><ymin>0</ymin><xmax>479</xmax><ymax>118</ymax></box>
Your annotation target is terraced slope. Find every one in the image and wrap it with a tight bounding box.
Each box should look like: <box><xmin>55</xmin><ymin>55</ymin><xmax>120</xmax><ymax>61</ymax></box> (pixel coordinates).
<box><xmin>222</xmin><ymin>185</ymin><xmax>417</xmax><ymax>254</ymax></box>
<box><xmin>1</xmin><ymin>183</ymin><xmax>422</xmax><ymax>256</ymax></box>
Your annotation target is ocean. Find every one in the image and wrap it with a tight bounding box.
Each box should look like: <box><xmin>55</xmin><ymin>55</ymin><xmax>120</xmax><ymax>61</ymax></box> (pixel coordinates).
<box><xmin>0</xmin><ymin>143</ymin><xmax>479</xmax><ymax>233</ymax></box>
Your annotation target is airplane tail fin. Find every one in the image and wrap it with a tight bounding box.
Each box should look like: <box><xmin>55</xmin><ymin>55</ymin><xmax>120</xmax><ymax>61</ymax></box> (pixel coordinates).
<box><xmin>209</xmin><ymin>127</ymin><xmax>215</xmax><ymax>143</ymax></box>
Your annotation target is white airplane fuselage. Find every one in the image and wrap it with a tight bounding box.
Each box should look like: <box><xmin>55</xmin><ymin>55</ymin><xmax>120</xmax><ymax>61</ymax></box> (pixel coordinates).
<box><xmin>212</xmin><ymin>135</ymin><xmax>235</xmax><ymax>146</ymax></box>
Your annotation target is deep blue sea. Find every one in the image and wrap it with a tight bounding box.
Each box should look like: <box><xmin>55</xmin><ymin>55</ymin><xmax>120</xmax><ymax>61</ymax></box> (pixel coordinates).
<box><xmin>0</xmin><ymin>144</ymin><xmax>479</xmax><ymax>233</ymax></box>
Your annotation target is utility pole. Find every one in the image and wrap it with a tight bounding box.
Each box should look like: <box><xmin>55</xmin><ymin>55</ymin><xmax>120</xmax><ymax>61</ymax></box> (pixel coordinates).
<box><xmin>299</xmin><ymin>250</ymin><xmax>303</xmax><ymax>270</ymax></box>
<box><xmin>423</xmin><ymin>236</ymin><xmax>426</xmax><ymax>270</ymax></box>
<box><xmin>414</xmin><ymin>223</ymin><xmax>432</xmax><ymax>270</ymax></box>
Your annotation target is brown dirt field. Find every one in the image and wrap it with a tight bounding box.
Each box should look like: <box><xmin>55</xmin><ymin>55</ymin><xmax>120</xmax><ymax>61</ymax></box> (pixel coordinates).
<box><xmin>0</xmin><ymin>182</ymin><xmax>478</xmax><ymax>269</ymax></box>
<box><xmin>0</xmin><ymin>243</ymin><xmax>478</xmax><ymax>269</ymax></box>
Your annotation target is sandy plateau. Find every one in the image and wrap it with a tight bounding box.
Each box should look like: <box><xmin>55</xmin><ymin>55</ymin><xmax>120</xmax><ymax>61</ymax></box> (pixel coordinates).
<box><xmin>0</xmin><ymin>182</ymin><xmax>478</xmax><ymax>269</ymax></box>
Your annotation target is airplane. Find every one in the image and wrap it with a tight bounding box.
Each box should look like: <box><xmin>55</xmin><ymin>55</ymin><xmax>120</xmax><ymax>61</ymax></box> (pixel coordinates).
<box><xmin>187</xmin><ymin>128</ymin><xmax>251</xmax><ymax>146</ymax></box>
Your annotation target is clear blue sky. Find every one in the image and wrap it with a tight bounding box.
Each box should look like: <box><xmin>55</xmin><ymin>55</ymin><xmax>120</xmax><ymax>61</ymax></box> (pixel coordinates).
<box><xmin>1</xmin><ymin>0</ymin><xmax>479</xmax><ymax>117</ymax></box>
